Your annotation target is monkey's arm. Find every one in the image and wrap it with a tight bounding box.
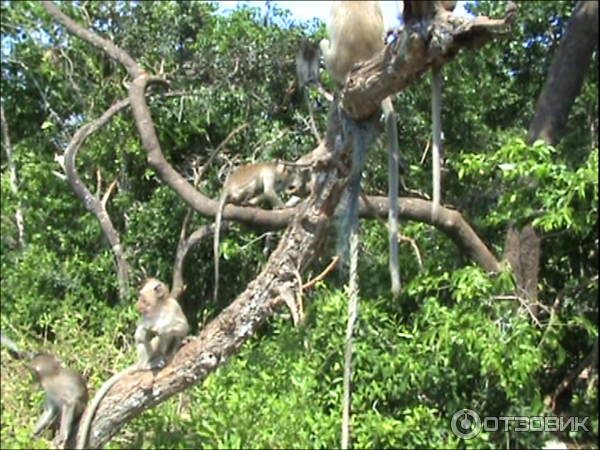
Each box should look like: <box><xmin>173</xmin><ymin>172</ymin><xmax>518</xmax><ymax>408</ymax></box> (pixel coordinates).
<box><xmin>32</xmin><ymin>399</ymin><xmax>59</xmax><ymax>437</ymax></box>
<box><xmin>259</xmin><ymin>172</ymin><xmax>286</xmax><ymax>209</ymax></box>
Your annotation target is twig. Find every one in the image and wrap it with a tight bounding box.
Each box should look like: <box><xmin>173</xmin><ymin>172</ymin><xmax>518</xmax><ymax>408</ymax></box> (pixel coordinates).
<box><xmin>302</xmin><ymin>256</ymin><xmax>340</xmax><ymax>290</ymax></box>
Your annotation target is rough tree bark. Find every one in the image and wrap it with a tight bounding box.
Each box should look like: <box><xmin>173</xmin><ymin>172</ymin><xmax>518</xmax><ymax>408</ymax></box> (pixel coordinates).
<box><xmin>41</xmin><ymin>1</ymin><xmax>515</xmax><ymax>447</ymax></box>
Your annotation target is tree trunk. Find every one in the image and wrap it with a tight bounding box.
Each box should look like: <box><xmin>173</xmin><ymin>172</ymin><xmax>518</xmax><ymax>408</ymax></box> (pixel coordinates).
<box><xmin>528</xmin><ymin>1</ymin><xmax>599</xmax><ymax>147</ymax></box>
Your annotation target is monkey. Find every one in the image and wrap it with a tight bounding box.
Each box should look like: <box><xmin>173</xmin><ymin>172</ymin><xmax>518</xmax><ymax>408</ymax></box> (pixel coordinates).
<box><xmin>76</xmin><ymin>278</ymin><xmax>189</xmax><ymax>449</ymax></box>
<box><xmin>1</xmin><ymin>332</ymin><xmax>88</xmax><ymax>448</ymax></box>
<box><xmin>286</xmin><ymin>140</ymin><xmax>328</xmax><ymax>203</ymax></box>
<box><xmin>297</xmin><ymin>39</ymin><xmax>320</xmax><ymax>89</ymax></box>
<box><xmin>213</xmin><ymin>161</ymin><xmax>293</xmax><ymax>301</ymax></box>
<box><xmin>398</xmin><ymin>1</ymin><xmax>456</xmax><ymax>220</ymax></box>
<box><xmin>29</xmin><ymin>353</ymin><xmax>89</xmax><ymax>449</ymax></box>
<box><xmin>296</xmin><ymin>39</ymin><xmax>323</xmax><ymax>141</ymax></box>
<box><xmin>320</xmin><ymin>1</ymin><xmax>402</xmax><ymax>299</ymax></box>
<box><xmin>133</xmin><ymin>277</ymin><xmax>190</xmax><ymax>370</ymax></box>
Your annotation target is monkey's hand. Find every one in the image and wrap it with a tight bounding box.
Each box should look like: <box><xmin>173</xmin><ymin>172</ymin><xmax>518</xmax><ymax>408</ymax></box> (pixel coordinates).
<box><xmin>145</xmin><ymin>326</ymin><xmax>160</xmax><ymax>338</ymax></box>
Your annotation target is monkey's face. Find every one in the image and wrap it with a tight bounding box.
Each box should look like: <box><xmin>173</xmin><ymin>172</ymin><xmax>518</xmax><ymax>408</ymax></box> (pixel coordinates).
<box><xmin>137</xmin><ymin>279</ymin><xmax>168</xmax><ymax>317</ymax></box>
<box><xmin>287</xmin><ymin>169</ymin><xmax>310</xmax><ymax>197</ymax></box>
<box><xmin>275</xmin><ymin>163</ymin><xmax>292</xmax><ymax>181</ymax></box>
<box><xmin>136</xmin><ymin>292</ymin><xmax>155</xmax><ymax>317</ymax></box>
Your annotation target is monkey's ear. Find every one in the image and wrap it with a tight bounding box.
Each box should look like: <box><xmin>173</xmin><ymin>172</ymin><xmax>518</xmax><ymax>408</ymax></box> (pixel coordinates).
<box><xmin>153</xmin><ymin>281</ymin><xmax>168</xmax><ymax>298</ymax></box>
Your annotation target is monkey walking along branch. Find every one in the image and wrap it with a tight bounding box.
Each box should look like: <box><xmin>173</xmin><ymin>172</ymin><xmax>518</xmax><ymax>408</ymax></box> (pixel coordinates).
<box><xmin>213</xmin><ymin>161</ymin><xmax>293</xmax><ymax>302</ymax></box>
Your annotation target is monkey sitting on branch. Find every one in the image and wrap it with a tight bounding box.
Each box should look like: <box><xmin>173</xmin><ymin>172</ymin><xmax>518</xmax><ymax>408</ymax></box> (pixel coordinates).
<box><xmin>320</xmin><ymin>0</ymin><xmax>402</xmax><ymax>299</ymax></box>
<box><xmin>77</xmin><ymin>277</ymin><xmax>189</xmax><ymax>449</ymax></box>
<box><xmin>295</xmin><ymin>39</ymin><xmax>335</xmax><ymax>141</ymax></box>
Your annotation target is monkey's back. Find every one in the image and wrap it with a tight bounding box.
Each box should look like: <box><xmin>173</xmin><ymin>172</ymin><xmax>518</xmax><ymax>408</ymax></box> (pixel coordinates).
<box><xmin>326</xmin><ymin>1</ymin><xmax>385</xmax><ymax>84</ymax></box>
<box><xmin>224</xmin><ymin>162</ymin><xmax>274</xmax><ymax>203</ymax></box>
<box><xmin>43</xmin><ymin>369</ymin><xmax>89</xmax><ymax>407</ymax></box>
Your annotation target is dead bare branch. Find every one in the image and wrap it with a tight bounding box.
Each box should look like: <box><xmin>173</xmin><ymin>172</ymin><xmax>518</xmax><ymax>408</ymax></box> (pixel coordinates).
<box><xmin>0</xmin><ymin>104</ymin><xmax>25</xmax><ymax>248</ymax></box>
<box><xmin>59</xmin><ymin>97</ymin><xmax>133</xmax><ymax>303</ymax></box>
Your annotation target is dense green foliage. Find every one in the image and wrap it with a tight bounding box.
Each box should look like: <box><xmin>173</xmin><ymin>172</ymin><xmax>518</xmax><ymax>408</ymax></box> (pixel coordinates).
<box><xmin>1</xmin><ymin>1</ymin><xmax>597</xmax><ymax>449</ymax></box>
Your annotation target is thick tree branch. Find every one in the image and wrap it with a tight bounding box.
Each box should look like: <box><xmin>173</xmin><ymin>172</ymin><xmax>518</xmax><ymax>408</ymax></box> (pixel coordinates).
<box><xmin>360</xmin><ymin>196</ymin><xmax>503</xmax><ymax>274</ymax></box>
<box><xmin>518</xmin><ymin>1</ymin><xmax>597</xmax><ymax>318</ymax></box>
<box><xmin>341</xmin><ymin>4</ymin><xmax>517</xmax><ymax>120</ymax></box>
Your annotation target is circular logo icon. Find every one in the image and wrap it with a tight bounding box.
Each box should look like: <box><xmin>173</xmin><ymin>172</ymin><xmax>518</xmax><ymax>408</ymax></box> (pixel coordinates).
<box><xmin>451</xmin><ymin>408</ymin><xmax>482</xmax><ymax>440</ymax></box>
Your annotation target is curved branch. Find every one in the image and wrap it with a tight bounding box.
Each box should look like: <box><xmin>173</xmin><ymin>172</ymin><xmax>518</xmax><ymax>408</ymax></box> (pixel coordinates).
<box><xmin>171</xmin><ymin>224</ymin><xmax>224</xmax><ymax>301</ymax></box>
<box><xmin>41</xmin><ymin>1</ymin><xmax>142</xmax><ymax>78</ymax></box>
<box><xmin>359</xmin><ymin>196</ymin><xmax>503</xmax><ymax>274</ymax></box>
<box><xmin>63</xmin><ymin>99</ymin><xmax>132</xmax><ymax>301</ymax></box>
<box><xmin>58</xmin><ymin>90</ymin><xmax>201</xmax><ymax>303</ymax></box>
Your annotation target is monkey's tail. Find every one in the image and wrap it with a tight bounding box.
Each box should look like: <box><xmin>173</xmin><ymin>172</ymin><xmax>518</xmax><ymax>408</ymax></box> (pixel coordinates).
<box><xmin>385</xmin><ymin>104</ymin><xmax>402</xmax><ymax>299</ymax></box>
<box><xmin>336</xmin><ymin>118</ymin><xmax>370</xmax><ymax>272</ymax></box>
<box><xmin>76</xmin><ymin>366</ymin><xmax>139</xmax><ymax>449</ymax></box>
<box><xmin>431</xmin><ymin>66</ymin><xmax>443</xmax><ymax>221</ymax></box>
<box><xmin>213</xmin><ymin>194</ymin><xmax>228</xmax><ymax>303</ymax></box>
<box><xmin>341</xmin><ymin>202</ymin><xmax>360</xmax><ymax>449</ymax></box>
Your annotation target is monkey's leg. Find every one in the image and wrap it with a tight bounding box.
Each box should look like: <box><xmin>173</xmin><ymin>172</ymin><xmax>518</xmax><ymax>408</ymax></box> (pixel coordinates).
<box><xmin>144</xmin><ymin>335</ymin><xmax>166</xmax><ymax>370</ymax></box>
<box><xmin>55</xmin><ymin>405</ymin><xmax>76</xmax><ymax>448</ymax></box>
<box><xmin>254</xmin><ymin>188</ymin><xmax>285</xmax><ymax>209</ymax></box>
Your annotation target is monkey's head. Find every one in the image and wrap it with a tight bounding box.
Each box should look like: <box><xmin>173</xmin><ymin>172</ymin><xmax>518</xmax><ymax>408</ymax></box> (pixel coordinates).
<box><xmin>299</xmin><ymin>39</ymin><xmax>319</xmax><ymax>60</ymax></box>
<box><xmin>287</xmin><ymin>168</ymin><xmax>311</xmax><ymax>197</ymax></box>
<box><xmin>137</xmin><ymin>278</ymin><xmax>169</xmax><ymax>317</ymax></box>
<box><xmin>274</xmin><ymin>161</ymin><xmax>293</xmax><ymax>181</ymax></box>
<box><xmin>30</xmin><ymin>353</ymin><xmax>61</xmax><ymax>381</ymax></box>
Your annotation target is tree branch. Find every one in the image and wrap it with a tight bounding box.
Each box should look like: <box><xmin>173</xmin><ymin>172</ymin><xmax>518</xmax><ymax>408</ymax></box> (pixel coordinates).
<box><xmin>0</xmin><ymin>104</ymin><xmax>26</xmax><ymax>248</ymax></box>
<box><xmin>341</xmin><ymin>4</ymin><xmax>517</xmax><ymax>120</ymax></box>
<box><xmin>62</xmin><ymin>98</ymin><xmax>132</xmax><ymax>302</ymax></box>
